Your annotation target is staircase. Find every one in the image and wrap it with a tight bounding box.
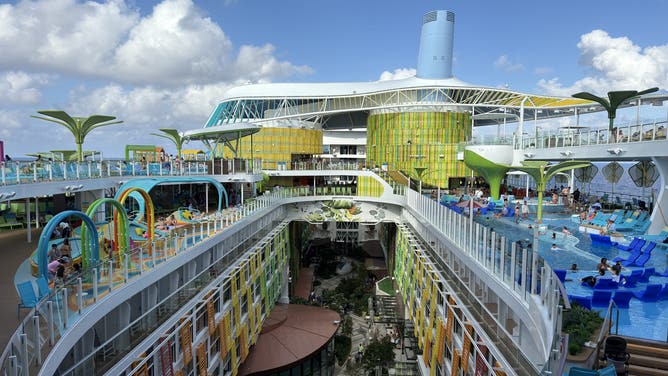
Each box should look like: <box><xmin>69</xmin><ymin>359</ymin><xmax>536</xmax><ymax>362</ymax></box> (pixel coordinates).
<box><xmin>624</xmin><ymin>337</ymin><xmax>668</xmax><ymax>376</ymax></box>
<box><xmin>375</xmin><ymin>296</ymin><xmax>398</xmax><ymax>323</ymax></box>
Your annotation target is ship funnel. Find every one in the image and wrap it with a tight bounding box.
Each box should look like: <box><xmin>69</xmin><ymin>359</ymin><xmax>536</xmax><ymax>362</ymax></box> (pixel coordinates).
<box><xmin>416</xmin><ymin>10</ymin><xmax>455</xmax><ymax>79</ymax></box>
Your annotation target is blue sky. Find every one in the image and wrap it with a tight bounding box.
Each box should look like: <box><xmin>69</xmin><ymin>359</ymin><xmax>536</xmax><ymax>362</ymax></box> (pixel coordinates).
<box><xmin>0</xmin><ymin>0</ymin><xmax>667</xmax><ymax>157</ymax></box>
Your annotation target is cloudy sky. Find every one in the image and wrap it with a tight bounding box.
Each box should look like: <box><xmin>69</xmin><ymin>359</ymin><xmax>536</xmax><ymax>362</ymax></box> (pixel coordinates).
<box><xmin>1</xmin><ymin>0</ymin><xmax>667</xmax><ymax>157</ymax></box>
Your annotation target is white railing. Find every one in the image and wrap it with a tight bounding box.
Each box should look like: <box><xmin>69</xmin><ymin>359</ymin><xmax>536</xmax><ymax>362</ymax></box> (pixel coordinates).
<box><xmin>517</xmin><ymin>120</ymin><xmax>667</xmax><ymax>150</ymax></box>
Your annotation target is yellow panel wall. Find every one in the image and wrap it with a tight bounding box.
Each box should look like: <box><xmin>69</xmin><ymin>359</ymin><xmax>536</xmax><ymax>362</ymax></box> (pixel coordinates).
<box><xmin>219</xmin><ymin>128</ymin><xmax>323</xmax><ymax>170</ymax></box>
<box><xmin>366</xmin><ymin>112</ymin><xmax>472</xmax><ymax>188</ymax></box>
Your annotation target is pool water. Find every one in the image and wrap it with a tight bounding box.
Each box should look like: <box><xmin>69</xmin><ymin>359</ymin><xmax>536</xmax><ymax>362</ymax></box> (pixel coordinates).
<box><xmin>476</xmin><ymin>214</ymin><xmax>668</xmax><ymax>342</ymax></box>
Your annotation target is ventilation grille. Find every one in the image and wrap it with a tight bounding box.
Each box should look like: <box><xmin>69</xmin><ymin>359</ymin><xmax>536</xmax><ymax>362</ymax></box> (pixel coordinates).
<box><xmin>446</xmin><ymin>11</ymin><xmax>455</xmax><ymax>22</ymax></box>
<box><xmin>423</xmin><ymin>11</ymin><xmax>437</xmax><ymax>24</ymax></box>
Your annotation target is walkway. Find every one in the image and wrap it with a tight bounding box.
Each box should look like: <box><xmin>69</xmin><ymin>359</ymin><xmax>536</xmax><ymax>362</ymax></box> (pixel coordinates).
<box><xmin>0</xmin><ymin>227</ymin><xmax>42</xmax><ymax>350</ymax></box>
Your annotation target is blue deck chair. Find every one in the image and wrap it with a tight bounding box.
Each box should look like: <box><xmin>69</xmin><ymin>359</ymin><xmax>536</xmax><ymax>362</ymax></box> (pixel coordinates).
<box><xmin>616</xmin><ymin>237</ymin><xmax>643</xmax><ymax>252</ymax></box>
<box><xmin>568</xmin><ymin>366</ymin><xmax>598</xmax><ymax>376</ymax></box>
<box><xmin>35</xmin><ymin>277</ymin><xmax>51</xmax><ymax>299</ymax></box>
<box><xmin>639</xmin><ymin>267</ymin><xmax>655</xmax><ymax>283</ymax></box>
<box><xmin>655</xmin><ymin>268</ymin><xmax>668</xmax><ymax>277</ymax></box>
<box><xmin>554</xmin><ymin>269</ymin><xmax>567</xmax><ymax>284</ymax></box>
<box><xmin>620</xmin><ymin>250</ymin><xmax>643</xmax><ymax>267</ymax></box>
<box><xmin>568</xmin><ymin>295</ymin><xmax>592</xmax><ymax>310</ymax></box>
<box><xmin>630</xmin><ymin>242</ymin><xmax>656</xmax><ymax>267</ymax></box>
<box><xmin>633</xmin><ymin>283</ymin><xmax>662</xmax><ymax>302</ymax></box>
<box><xmin>597</xmin><ymin>364</ymin><xmax>617</xmax><ymax>376</ymax></box>
<box><xmin>591</xmin><ymin>290</ymin><xmax>613</xmax><ymax>307</ymax></box>
<box><xmin>613</xmin><ymin>247</ymin><xmax>642</xmax><ymax>263</ymax></box>
<box><xmin>17</xmin><ymin>281</ymin><xmax>38</xmax><ymax>319</ymax></box>
<box><xmin>594</xmin><ymin>278</ymin><xmax>618</xmax><ymax>290</ymax></box>
<box><xmin>659</xmin><ymin>284</ymin><xmax>668</xmax><ymax>300</ymax></box>
<box><xmin>611</xmin><ymin>290</ymin><xmax>633</xmax><ymax>308</ymax></box>
<box><xmin>621</xmin><ymin>269</ymin><xmax>643</xmax><ymax>288</ymax></box>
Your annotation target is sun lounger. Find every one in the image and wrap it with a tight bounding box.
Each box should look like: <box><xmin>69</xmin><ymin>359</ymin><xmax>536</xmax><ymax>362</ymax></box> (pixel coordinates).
<box><xmin>633</xmin><ymin>283</ymin><xmax>662</xmax><ymax>302</ymax></box>
<box><xmin>611</xmin><ymin>290</ymin><xmax>634</xmax><ymax>308</ymax></box>
<box><xmin>614</xmin><ymin>248</ymin><xmax>641</xmax><ymax>264</ymax></box>
<box><xmin>621</xmin><ymin>269</ymin><xmax>643</xmax><ymax>288</ymax></box>
<box><xmin>568</xmin><ymin>366</ymin><xmax>598</xmax><ymax>376</ymax></box>
<box><xmin>616</xmin><ymin>237</ymin><xmax>644</xmax><ymax>252</ymax></box>
<box><xmin>591</xmin><ymin>290</ymin><xmax>613</xmax><ymax>306</ymax></box>
<box><xmin>638</xmin><ymin>267</ymin><xmax>655</xmax><ymax>283</ymax></box>
<box><xmin>629</xmin><ymin>242</ymin><xmax>655</xmax><ymax>267</ymax></box>
<box><xmin>594</xmin><ymin>278</ymin><xmax>618</xmax><ymax>290</ymax></box>
<box><xmin>659</xmin><ymin>284</ymin><xmax>668</xmax><ymax>300</ymax></box>
<box><xmin>554</xmin><ymin>269</ymin><xmax>567</xmax><ymax>284</ymax></box>
<box><xmin>36</xmin><ymin>277</ymin><xmax>51</xmax><ymax>299</ymax></box>
<box><xmin>17</xmin><ymin>281</ymin><xmax>38</xmax><ymax>319</ymax></box>
<box><xmin>568</xmin><ymin>295</ymin><xmax>592</xmax><ymax>310</ymax></box>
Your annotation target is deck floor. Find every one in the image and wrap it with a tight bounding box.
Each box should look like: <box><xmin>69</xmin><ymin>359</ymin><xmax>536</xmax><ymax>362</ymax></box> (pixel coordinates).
<box><xmin>0</xmin><ymin>227</ymin><xmax>43</xmax><ymax>350</ymax></box>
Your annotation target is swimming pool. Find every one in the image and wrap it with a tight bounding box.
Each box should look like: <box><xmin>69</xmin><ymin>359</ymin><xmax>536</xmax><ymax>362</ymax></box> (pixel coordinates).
<box><xmin>477</xmin><ymin>214</ymin><xmax>668</xmax><ymax>342</ymax></box>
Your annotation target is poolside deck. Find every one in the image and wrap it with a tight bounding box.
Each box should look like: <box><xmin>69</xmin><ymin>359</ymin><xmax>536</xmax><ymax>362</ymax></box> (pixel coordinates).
<box><xmin>0</xmin><ymin>227</ymin><xmax>43</xmax><ymax>350</ymax></box>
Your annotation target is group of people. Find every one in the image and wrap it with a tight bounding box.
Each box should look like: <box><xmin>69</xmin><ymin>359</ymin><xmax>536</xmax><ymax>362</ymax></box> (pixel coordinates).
<box><xmin>581</xmin><ymin>257</ymin><xmax>624</xmax><ymax>287</ymax></box>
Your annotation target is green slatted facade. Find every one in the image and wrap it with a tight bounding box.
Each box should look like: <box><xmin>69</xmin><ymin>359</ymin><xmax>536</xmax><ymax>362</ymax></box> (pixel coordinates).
<box><xmin>356</xmin><ymin>176</ymin><xmax>384</xmax><ymax>197</ymax></box>
<box><xmin>366</xmin><ymin>112</ymin><xmax>471</xmax><ymax>188</ymax></box>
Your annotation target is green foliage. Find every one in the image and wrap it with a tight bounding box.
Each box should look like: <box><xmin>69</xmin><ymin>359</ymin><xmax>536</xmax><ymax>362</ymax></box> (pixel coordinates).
<box><xmin>562</xmin><ymin>302</ymin><xmax>604</xmax><ymax>355</ymax></box>
<box><xmin>334</xmin><ymin>335</ymin><xmax>352</xmax><ymax>366</ymax></box>
<box><xmin>256</xmin><ymin>172</ymin><xmax>270</xmax><ymax>193</ymax></box>
<box><xmin>341</xmin><ymin>315</ymin><xmax>353</xmax><ymax>337</ymax></box>
<box><xmin>361</xmin><ymin>336</ymin><xmax>395</xmax><ymax>371</ymax></box>
<box><xmin>377</xmin><ymin>277</ymin><xmax>394</xmax><ymax>296</ymax></box>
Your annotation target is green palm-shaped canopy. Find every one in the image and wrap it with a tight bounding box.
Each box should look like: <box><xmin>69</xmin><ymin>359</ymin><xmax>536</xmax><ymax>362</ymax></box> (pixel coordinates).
<box><xmin>151</xmin><ymin>128</ymin><xmax>187</xmax><ymax>158</ymax></box>
<box><xmin>512</xmin><ymin>160</ymin><xmax>591</xmax><ymax>222</ymax></box>
<box><xmin>32</xmin><ymin>110</ymin><xmax>123</xmax><ymax>161</ymax></box>
<box><xmin>572</xmin><ymin>88</ymin><xmax>658</xmax><ymax>133</ymax></box>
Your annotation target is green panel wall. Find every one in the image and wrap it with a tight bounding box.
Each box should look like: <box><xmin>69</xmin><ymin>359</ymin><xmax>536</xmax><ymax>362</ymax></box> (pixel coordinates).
<box><xmin>366</xmin><ymin>112</ymin><xmax>471</xmax><ymax>188</ymax></box>
<box><xmin>356</xmin><ymin>175</ymin><xmax>384</xmax><ymax>197</ymax></box>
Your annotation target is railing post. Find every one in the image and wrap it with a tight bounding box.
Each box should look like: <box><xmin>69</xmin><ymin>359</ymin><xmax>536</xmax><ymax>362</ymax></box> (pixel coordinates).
<box><xmin>33</xmin><ymin>315</ymin><xmax>42</xmax><ymax>366</ymax></box>
<box><xmin>47</xmin><ymin>300</ymin><xmax>55</xmax><ymax>345</ymax></box>
<box><xmin>62</xmin><ymin>288</ymin><xmax>69</xmax><ymax>328</ymax></box>
<box><xmin>152</xmin><ymin>241</ymin><xmax>157</xmax><ymax>267</ymax></box>
<box><xmin>19</xmin><ymin>334</ymin><xmax>28</xmax><ymax>373</ymax></box>
<box><xmin>108</xmin><ymin>260</ymin><xmax>114</xmax><ymax>290</ymax></box>
<box><xmin>77</xmin><ymin>277</ymin><xmax>83</xmax><ymax>314</ymax></box>
<box><xmin>139</xmin><ymin>249</ymin><xmax>144</xmax><ymax>275</ymax></box>
<box><xmin>93</xmin><ymin>267</ymin><xmax>98</xmax><ymax>302</ymax></box>
<box><xmin>9</xmin><ymin>355</ymin><xmax>18</xmax><ymax>376</ymax></box>
<box><xmin>124</xmin><ymin>255</ymin><xmax>129</xmax><ymax>282</ymax></box>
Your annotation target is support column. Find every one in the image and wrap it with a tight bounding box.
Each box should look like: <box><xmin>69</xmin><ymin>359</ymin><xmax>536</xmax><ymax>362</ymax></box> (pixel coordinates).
<box><xmin>279</xmin><ymin>264</ymin><xmax>290</xmax><ymax>304</ymax></box>
<box><xmin>25</xmin><ymin>198</ymin><xmax>31</xmax><ymax>243</ymax></box>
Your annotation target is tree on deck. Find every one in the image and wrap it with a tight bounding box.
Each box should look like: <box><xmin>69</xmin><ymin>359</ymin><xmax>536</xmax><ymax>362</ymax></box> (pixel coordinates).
<box><xmin>32</xmin><ymin>111</ymin><xmax>123</xmax><ymax>162</ymax></box>
<box><xmin>512</xmin><ymin>160</ymin><xmax>591</xmax><ymax>222</ymax></box>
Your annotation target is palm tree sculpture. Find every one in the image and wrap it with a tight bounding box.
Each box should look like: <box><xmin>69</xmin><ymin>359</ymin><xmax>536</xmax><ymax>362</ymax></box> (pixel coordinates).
<box><xmin>32</xmin><ymin>111</ymin><xmax>123</xmax><ymax>162</ymax></box>
<box><xmin>513</xmin><ymin>160</ymin><xmax>591</xmax><ymax>222</ymax></box>
<box><xmin>572</xmin><ymin>88</ymin><xmax>658</xmax><ymax>138</ymax></box>
<box><xmin>151</xmin><ymin>128</ymin><xmax>188</xmax><ymax>158</ymax></box>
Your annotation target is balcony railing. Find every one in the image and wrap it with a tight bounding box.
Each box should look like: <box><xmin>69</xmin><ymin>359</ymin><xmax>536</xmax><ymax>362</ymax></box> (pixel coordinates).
<box><xmin>0</xmin><ymin>158</ymin><xmax>262</xmax><ymax>186</ymax></box>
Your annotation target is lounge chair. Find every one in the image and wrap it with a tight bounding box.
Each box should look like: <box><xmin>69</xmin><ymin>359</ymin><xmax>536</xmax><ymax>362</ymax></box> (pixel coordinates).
<box><xmin>597</xmin><ymin>365</ymin><xmax>617</xmax><ymax>376</ymax></box>
<box><xmin>591</xmin><ymin>290</ymin><xmax>613</xmax><ymax>306</ymax></box>
<box><xmin>568</xmin><ymin>366</ymin><xmax>598</xmax><ymax>376</ymax></box>
<box><xmin>633</xmin><ymin>283</ymin><xmax>662</xmax><ymax>302</ymax></box>
<box><xmin>659</xmin><ymin>284</ymin><xmax>668</xmax><ymax>300</ymax></box>
<box><xmin>639</xmin><ymin>267</ymin><xmax>655</xmax><ymax>283</ymax></box>
<box><xmin>655</xmin><ymin>268</ymin><xmax>668</xmax><ymax>277</ymax></box>
<box><xmin>594</xmin><ymin>278</ymin><xmax>618</xmax><ymax>290</ymax></box>
<box><xmin>611</xmin><ymin>290</ymin><xmax>634</xmax><ymax>308</ymax></box>
<box><xmin>568</xmin><ymin>295</ymin><xmax>592</xmax><ymax>310</ymax></box>
<box><xmin>17</xmin><ymin>281</ymin><xmax>38</xmax><ymax>319</ymax></box>
<box><xmin>629</xmin><ymin>243</ymin><xmax>656</xmax><ymax>267</ymax></box>
<box><xmin>621</xmin><ymin>270</ymin><xmax>643</xmax><ymax>288</ymax></box>
<box><xmin>614</xmin><ymin>248</ymin><xmax>641</xmax><ymax>265</ymax></box>
<box><xmin>35</xmin><ymin>277</ymin><xmax>51</xmax><ymax>299</ymax></box>
<box><xmin>554</xmin><ymin>269</ymin><xmax>567</xmax><ymax>284</ymax></box>
<box><xmin>616</xmin><ymin>237</ymin><xmax>644</xmax><ymax>252</ymax></box>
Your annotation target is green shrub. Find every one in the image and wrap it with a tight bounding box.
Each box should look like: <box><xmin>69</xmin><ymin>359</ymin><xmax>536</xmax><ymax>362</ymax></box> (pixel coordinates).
<box><xmin>562</xmin><ymin>302</ymin><xmax>604</xmax><ymax>355</ymax></box>
<box><xmin>334</xmin><ymin>335</ymin><xmax>352</xmax><ymax>366</ymax></box>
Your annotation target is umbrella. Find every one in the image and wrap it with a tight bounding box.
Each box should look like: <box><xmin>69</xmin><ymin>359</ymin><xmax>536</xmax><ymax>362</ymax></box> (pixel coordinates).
<box><xmin>574</xmin><ymin>165</ymin><xmax>599</xmax><ymax>194</ymax></box>
<box><xmin>628</xmin><ymin>161</ymin><xmax>659</xmax><ymax>202</ymax></box>
<box><xmin>602</xmin><ymin>161</ymin><xmax>624</xmax><ymax>199</ymax></box>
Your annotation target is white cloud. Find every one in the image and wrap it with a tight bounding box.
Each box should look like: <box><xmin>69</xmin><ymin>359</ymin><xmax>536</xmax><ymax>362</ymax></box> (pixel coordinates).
<box><xmin>378</xmin><ymin>68</ymin><xmax>416</xmax><ymax>81</ymax></box>
<box><xmin>0</xmin><ymin>71</ymin><xmax>51</xmax><ymax>104</ymax></box>
<box><xmin>494</xmin><ymin>55</ymin><xmax>524</xmax><ymax>72</ymax></box>
<box><xmin>538</xmin><ymin>30</ymin><xmax>668</xmax><ymax>96</ymax></box>
<box><xmin>0</xmin><ymin>0</ymin><xmax>310</xmax><ymax>86</ymax></box>
<box><xmin>534</xmin><ymin>67</ymin><xmax>553</xmax><ymax>75</ymax></box>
